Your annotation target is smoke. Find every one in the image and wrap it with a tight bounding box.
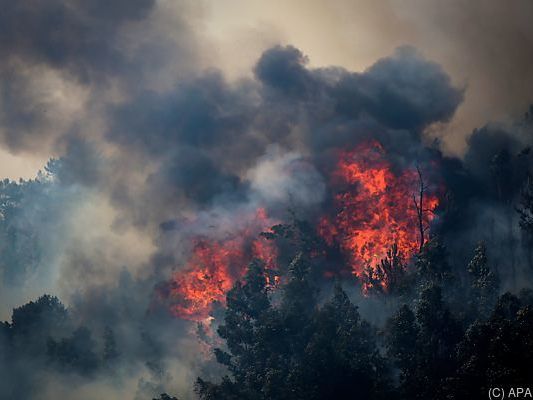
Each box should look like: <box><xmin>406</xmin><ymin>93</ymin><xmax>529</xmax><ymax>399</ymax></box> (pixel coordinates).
<box><xmin>0</xmin><ymin>1</ymin><xmax>532</xmax><ymax>399</ymax></box>
<box><xmin>247</xmin><ymin>146</ymin><xmax>326</xmax><ymax>207</ymax></box>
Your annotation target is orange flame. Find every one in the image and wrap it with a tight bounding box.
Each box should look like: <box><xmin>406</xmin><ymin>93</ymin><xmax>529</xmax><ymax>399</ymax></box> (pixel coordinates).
<box><xmin>318</xmin><ymin>140</ymin><xmax>439</xmax><ymax>277</ymax></box>
<box><xmin>164</xmin><ymin>209</ymin><xmax>277</xmax><ymax>321</ymax></box>
<box><xmin>161</xmin><ymin>141</ymin><xmax>441</xmax><ymax>319</ymax></box>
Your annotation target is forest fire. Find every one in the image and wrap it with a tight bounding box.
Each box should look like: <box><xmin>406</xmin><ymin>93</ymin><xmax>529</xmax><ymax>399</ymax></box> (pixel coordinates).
<box><xmin>163</xmin><ymin>209</ymin><xmax>277</xmax><ymax>321</ymax></box>
<box><xmin>161</xmin><ymin>142</ymin><xmax>441</xmax><ymax>320</ymax></box>
<box><xmin>319</xmin><ymin>140</ymin><xmax>440</xmax><ymax>277</ymax></box>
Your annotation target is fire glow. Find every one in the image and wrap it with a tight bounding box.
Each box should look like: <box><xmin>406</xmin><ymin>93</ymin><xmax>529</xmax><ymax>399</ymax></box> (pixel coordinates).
<box><xmin>162</xmin><ymin>141</ymin><xmax>440</xmax><ymax>320</ymax></box>
<box><xmin>163</xmin><ymin>209</ymin><xmax>277</xmax><ymax>321</ymax></box>
<box><xmin>318</xmin><ymin>140</ymin><xmax>439</xmax><ymax>276</ymax></box>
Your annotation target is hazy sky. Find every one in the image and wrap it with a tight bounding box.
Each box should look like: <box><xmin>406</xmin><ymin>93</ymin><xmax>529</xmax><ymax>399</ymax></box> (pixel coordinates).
<box><xmin>202</xmin><ymin>0</ymin><xmax>533</xmax><ymax>153</ymax></box>
<box><xmin>1</xmin><ymin>0</ymin><xmax>532</xmax><ymax>179</ymax></box>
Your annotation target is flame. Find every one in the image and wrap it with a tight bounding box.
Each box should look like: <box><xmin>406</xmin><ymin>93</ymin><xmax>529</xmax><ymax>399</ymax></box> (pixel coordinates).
<box><xmin>162</xmin><ymin>209</ymin><xmax>277</xmax><ymax>321</ymax></box>
<box><xmin>159</xmin><ymin>141</ymin><xmax>441</xmax><ymax>320</ymax></box>
<box><xmin>318</xmin><ymin>140</ymin><xmax>439</xmax><ymax>277</ymax></box>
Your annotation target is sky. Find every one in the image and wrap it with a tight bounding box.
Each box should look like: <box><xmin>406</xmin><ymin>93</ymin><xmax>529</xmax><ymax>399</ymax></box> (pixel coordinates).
<box><xmin>2</xmin><ymin>0</ymin><xmax>532</xmax><ymax>180</ymax></box>
<box><xmin>205</xmin><ymin>0</ymin><xmax>533</xmax><ymax>154</ymax></box>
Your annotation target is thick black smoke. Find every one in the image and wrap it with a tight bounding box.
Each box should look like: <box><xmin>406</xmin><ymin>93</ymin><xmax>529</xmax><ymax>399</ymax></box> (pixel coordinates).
<box><xmin>0</xmin><ymin>0</ymin><xmax>198</xmax><ymax>153</ymax></box>
<box><xmin>0</xmin><ymin>2</ymin><xmax>532</xmax><ymax>399</ymax></box>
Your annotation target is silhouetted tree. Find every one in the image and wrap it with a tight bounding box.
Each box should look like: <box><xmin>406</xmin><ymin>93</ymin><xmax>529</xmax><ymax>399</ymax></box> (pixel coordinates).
<box><xmin>47</xmin><ymin>326</ymin><xmax>99</xmax><ymax>374</ymax></box>
<box><xmin>301</xmin><ymin>284</ymin><xmax>391</xmax><ymax>400</ymax></box>
<box><xmin>467</xmin><ymin>243</ymin><xmax>500</xmax><ymax>316</ymax></box>
<box><xmin>197</xmin><ymin>254</ymin><xmax>390</xmax><ymax>400</ymax></box>
<box><xmin>8</xmin><ymin>295</ymin><xmax>70</xmax><ymax>356</ymax></box>
<box><xmin>362</xmin><ymin>245</ymin><xmax>410</xmax><ymax>297</ymax></box>
<box><xmin>449</xmin><ymin>292</ymin><xmax>533</xmax><ymax>399</ymax></box>
<box><xmin>415</xmin><ymin>238</ymin><xmax>453</xmax><ymax>286</ymax></box>
<box><xmin>387</xmin><ymin>285</ymin><xmax>462</xmax><ymax>400</ymax></box>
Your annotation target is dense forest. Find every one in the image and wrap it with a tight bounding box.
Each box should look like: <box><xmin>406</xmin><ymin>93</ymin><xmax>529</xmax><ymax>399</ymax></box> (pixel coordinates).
<box><xmin>194</xmin><ymin>224</ymin><xmax>533</xmax><ymax>400</ymax></box>
<box><xmin>3</xmin><ymin>128</ymin><xmax>533</xmax><ymax>399</ymax></box>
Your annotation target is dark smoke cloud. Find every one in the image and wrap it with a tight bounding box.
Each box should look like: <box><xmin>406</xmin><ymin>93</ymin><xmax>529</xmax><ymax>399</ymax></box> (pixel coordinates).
<box><xmin>0</xmin><ymin>0</ymin><xmax>155</xmax><ymax>81</ymax></box>
<box><xmin>253</xmin><ymin>46</ymin><xmax>463</xmax><ymax>154</ymax></box>
<box><xmin>0</xmin><ymin>0</ymin><xmax>199</xmax><ymax>154</ymax></box>
<box><xmin>254</xmin><ymin>45</ymin><xmax>319</xmax><ymax>98</ymax></box>
<box><xmin>333</xmin><ymin>46</ymin><xmax>464</xmax><ymax>131</ymax></box>
<box><xmin>147</xmin><ymin>147</ymin><xmax>246</xmax><ymax>207</ymax></box>
<box><xmin>109</xmin><ymin>72</ymin><xmax>257</xmax><ymax>156</ymax></box>
<box><xmin>4</xmin><ymin>2</ymin><xmax>522</xmax><ymax>398</ymax></box>
<box><xmin>103</xmin><ymin>45</ymin><xmax>463</xmax><ymax>225</ymax></box>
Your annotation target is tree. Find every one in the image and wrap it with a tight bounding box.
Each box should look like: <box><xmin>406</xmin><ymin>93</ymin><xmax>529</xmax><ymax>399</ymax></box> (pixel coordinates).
<box><xmin>413</xmin><ymin>165</ymin><xmax>431</xmax><ymax>252</ymax></box>
<box><xmin>467</xmin><ymin>243</ymin><xmax>499</xmax><ymax>317</ymax></box>
<box><xmin>47</xmin><ymin>326</ymin><xmax>100</xmax><ymax>374</ymax></box>
<box><xmin>386</xmin><ymin>285</ymin><xmax>462</xmax><ymax>400</ymax></box>
<box><xmin>196</xmin><ymin>259</ymin><xmax>276</xmax><ymax>400</ymax></box>
<box><xmin>0</xmin><ymin>178</ymin><xmax>49</xmax><ymax>285</ymax></box>
<box><xmin>450</xmin><ymin>293</ymin><xmax>533</xmax><ymax>399</ymax></box>
<box><xmin>8</xmin><ymin>295</ymin><xmax>70</xmax><ymax>356</ymax></box>
<box><xmin>197</xmin><ymin>254</ymin><xmax>390</xmax><ymax>400</ymax></box>
<box><xmin>415</xmin><ymin>238</ymin><xmax>453</xmax><ymax>286</ymax></box>
<box><xmin>386</xmin><ymin>305</ymin><xmax>417</xmax><ymax>397</ymax></box>
<box><xmin>362</xmin><ymin>244</ymin><xmax>410</xmax><ymax>297</ymax></box>
<box><xmin>490</xmin><ymin>149</ymin><xmax>513</xmax><ymax>202</ymax></box>
<box><xmin>301</xmin><ymin>284</ymin><xmax>391</xmax><ymax>400</ymax></box>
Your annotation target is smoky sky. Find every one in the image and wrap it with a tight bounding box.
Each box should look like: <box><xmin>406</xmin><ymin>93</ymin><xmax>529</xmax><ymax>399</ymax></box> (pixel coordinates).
<box><xmin>0</xmin><ymin>1</ymin><xmax>532</xmax><ymax>399</ymax></box>
<box><xmin>0</xmin><ymin>0</ymin><xmax>154</xmax><ymax>80</ymax></box>
<box><xmin>202</xmin><ymin>0</ymin><xmax>533</xmax><ymax>155</ymax></box>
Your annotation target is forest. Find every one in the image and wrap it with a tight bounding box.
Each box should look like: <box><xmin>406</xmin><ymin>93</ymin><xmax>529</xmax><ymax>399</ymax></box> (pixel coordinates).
<box><xmin>2</xmin><ymin>112</ymin><xmax>533</xmax><ymax>399</ymax></box>
<box><xmin>0</xmin><ymin>1</ymin><xmax>533</xmax><ymax>398</ymax></box>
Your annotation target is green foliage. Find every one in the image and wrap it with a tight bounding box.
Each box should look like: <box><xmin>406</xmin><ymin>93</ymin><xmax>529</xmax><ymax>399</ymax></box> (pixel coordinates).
<box><xmin>263</xmin><ymin>216</ymin><xmax>325</xmax><ymax>257</ymax></box>
<box><xmin>8</xmin><ymin>295</ymin><xmax>70</xmax><ymax>356</ymax></box>
<box><xmin>301</xmin><ymin>284</ymin><xmax>390</xmax><ymax>400</ymax></box>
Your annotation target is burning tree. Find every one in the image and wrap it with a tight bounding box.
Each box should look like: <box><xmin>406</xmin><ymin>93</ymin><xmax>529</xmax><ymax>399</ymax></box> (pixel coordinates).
<box><xmin>413</xmin><ymin>165</ymin><xmax>432</xmax><ymax>252</ymax></box>
<box><xmin>195</xmin><ymin>256</ymin><xmax>391</xmax><ymax>400</ymax></box>
<box><xmin>319</xmin><ymin>141</ymin><xmax>440</xmax><ymax>289</ymax></box>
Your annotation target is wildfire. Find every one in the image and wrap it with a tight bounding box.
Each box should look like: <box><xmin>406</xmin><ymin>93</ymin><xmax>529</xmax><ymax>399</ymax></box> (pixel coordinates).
<box><xmin>160</xmin><ymin>141</ymin><xmax>441</xmax><ymax>320</ymax></box>
<box><xmin>163</xmin><ymin>209</ymin><xmax>277</xmax><ymax>321</ymax></box>
<box><xmin>318</xmin><ymin>140</ymin><xmax>439</xmax><ymax>276</ymax></box>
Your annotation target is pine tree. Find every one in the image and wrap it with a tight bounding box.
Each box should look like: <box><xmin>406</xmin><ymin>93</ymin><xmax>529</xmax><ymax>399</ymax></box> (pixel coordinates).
<box><xmin>196</xmin><ymin>259</ymin><xmax>275</xmax><ymax>400</ymax></box>
<box><xmin>415</xmin><ymin>238</ymin><xmax>453</xmax><ymax>286</ymax></box>
<box><xmin>467</xmin><ymin>243</ymin><xmax>499</xmax><ymax>317</ymax></box>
